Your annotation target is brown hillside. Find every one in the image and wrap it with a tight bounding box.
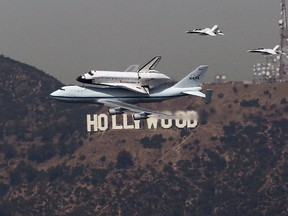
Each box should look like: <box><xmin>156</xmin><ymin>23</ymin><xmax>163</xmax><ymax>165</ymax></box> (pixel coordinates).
<box><xmin>1</xmin><ymin>55</ymin><xmax>288</xmax><ymax>215</ymax></box>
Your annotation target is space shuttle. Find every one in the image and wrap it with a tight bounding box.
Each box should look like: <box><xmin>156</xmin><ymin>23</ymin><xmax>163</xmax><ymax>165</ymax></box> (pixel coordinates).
<box><xmin>76</xmin><ymin>56</ymin><xmax>170</xmax><ymax>94</ymax></box>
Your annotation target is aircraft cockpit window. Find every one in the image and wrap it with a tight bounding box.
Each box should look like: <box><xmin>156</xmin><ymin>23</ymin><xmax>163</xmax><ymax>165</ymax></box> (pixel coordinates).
<box><xmin>88</xmin><ymin>71</ymin><xmax>94</xmax><ymax>76</ymax></box>
<box><xmin>60</xmin><ymin>87</ymin><xmax>65</xmax><ymax>91</ymax></box>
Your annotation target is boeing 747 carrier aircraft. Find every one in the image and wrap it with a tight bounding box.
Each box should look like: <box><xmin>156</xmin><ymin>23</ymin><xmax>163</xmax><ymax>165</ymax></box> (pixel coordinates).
<box><xmin>50</xmin><ymin>65</ymin><xmax>208</xmax><ymax>120</ymax></box>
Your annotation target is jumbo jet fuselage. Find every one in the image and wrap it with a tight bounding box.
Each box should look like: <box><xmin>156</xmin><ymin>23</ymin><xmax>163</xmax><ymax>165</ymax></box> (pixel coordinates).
<box><xmin>50</xmin><ymin>85</ymin><xmax>202</xmax><ymax>104</ymax></box>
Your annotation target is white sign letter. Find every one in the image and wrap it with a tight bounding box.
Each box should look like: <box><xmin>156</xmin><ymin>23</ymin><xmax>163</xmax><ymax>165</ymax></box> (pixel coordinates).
<box><xmin>147</xmin><ymin>117</ymin><xmax>158</xmax><ymax>129</ymax></box>
<box><xmin>87</xmin><ymin>114</ymin><xmax>98</xmax><ymax>132</ymax></box>
<box><xmin>175</xmin><ymin>111</ymin><xmax>187</xmax><ymax>128</ymax></box>
<box><xmin>186</xmin><ymin>111</ymin><xmax>198</xmax><ymax>128</ymax></box>
<box><xmin>123</xmin><ymin>114</ymin><xmax>134</xmax><ymax>129</ymax></box>
<box><xmin>161</xmin><ymin>118</ymin><xmax>172</xmax><ymax>129</ymax></box>
<box><xmin>133</xmin><ymin>119</ymin><xmax>141</xmax><ymax>129</ymax></box>
<box><xmin>98</xmin><ymin>114</ymin><xmax>109</xmax><ymax>131</ymax></box>
<box><xmin>112</xmin><ymin>115</ymin><xmax>123</xmax><ymax>130</ymax></box>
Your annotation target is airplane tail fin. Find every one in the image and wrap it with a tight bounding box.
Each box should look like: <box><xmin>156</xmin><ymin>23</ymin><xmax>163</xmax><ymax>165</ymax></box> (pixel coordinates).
<box><xmin>212</xmin><ymin>25</ymin><xmax>224</xmax><ymax>35</ymax></box>
<box><xmin>172</xmin><ymin>65</ymin><xmax>208</xmax><ymax>88</ymax></box>
<box><xmin>211</xmin><ymin>25</ymin><xmax>218</xmax><ymax>31</ymax></box>
<box><xmin>273</xmin><ymin>45</ymin><xmax>280</xmax><ymax>51</ymax></box>
<box><xmin>138</xmin><ymin>56</ymin><xmax>161</xmax><ymax>73</ymax></box>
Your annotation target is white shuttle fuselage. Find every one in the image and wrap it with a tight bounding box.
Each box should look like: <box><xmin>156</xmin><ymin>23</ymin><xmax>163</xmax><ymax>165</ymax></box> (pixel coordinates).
<box><xmin>78</xmin><ymin>69</ymin><xmax>170</xmax><ymax>87</ymax></box>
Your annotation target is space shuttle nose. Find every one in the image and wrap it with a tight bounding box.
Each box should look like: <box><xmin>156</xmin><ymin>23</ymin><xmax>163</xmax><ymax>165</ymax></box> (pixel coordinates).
<box><xmin>76</xmin><ymin>76</ymin><xmax>84</xmax><ymax>82</ymax></box>
<box><xmin>76</xmin><ymin>75</ymin><xmax>93</xmax><ymax>84</ymax></box>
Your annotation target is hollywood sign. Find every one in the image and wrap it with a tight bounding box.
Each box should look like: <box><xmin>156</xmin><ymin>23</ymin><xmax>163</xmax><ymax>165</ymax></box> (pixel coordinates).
<box><xmin>86</xmin><ymin>111</ymin><xmax>198</xmax><ymax>132</ymax></box>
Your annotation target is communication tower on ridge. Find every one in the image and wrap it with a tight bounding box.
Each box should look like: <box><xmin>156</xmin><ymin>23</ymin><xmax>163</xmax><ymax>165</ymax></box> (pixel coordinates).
<box><xmin>279</xmin><ymin>0</ymin><xmax>288</xmax><ymax>81</ymax></box>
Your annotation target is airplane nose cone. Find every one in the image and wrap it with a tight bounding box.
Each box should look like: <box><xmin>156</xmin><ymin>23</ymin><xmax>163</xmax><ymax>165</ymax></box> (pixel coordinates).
<box><xmin>76</xmin><ymin>75</ymin><xmax>93</xmax><ymax>84</ymax></box>
<box><xmin>49</xmin><ymin>90</ymin><xmax>58</xmax><ymax>99</ymax></box>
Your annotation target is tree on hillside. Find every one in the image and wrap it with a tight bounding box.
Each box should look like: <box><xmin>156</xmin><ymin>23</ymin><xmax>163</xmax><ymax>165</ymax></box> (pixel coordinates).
<box><xmin>116</xmin><ymin>150</ymin><xmax>134</xmax><ymax>169</ymax></box>
<box><xmin>140</xmin><ymin>134</ymin><xmax>165</xmax><ymax>149</ymax></box>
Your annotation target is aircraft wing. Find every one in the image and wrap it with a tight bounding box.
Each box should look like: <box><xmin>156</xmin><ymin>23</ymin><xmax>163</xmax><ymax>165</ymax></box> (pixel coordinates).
<box><xmin>97</xmin><ymin>99</ymin><xmax>173</xmax><ymax>119</ymax></box>
<box><xmin>183</xmin><ymin>90</ymin><xmax>205</xmax><ymax>98</ymax></box>
<box><xmin>247</xmin><ymin>50</ymin><xmax>262</xmax><ymax>53</ymax></box>
<box><xmin>206</xmin><ymin>31</ymin><xmax>216</xmax><ymax>36</ymax></box>
<box><xmin>100</xmin><ymin>83</ymin><xmax>149</xmax><ymax>94</ymax></box>
<box><xmin>186</xmin><ymin>30</ymin><xmax>200</xmax><ymax>34</ymax></box>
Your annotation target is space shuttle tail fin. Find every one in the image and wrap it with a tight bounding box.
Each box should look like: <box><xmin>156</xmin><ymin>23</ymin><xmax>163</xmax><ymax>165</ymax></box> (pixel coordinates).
<box><xmin>138</xmin><ymin>56</ymin><xmax>161</xmax><ymax>74</ymax></box>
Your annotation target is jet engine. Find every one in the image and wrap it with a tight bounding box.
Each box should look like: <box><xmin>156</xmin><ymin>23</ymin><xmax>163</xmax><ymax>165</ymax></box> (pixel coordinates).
<box><xmin>132</xmin><ymin>112</ymin><xmax>149</xmax><ymax>120</ymax></box>
<box><xmin>108</xmin><ymin>108</ymin><xmax>124</xmax><ymax>115</ymax></box>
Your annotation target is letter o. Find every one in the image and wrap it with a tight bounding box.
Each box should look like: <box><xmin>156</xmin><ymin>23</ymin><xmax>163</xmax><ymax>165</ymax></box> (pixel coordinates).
<box><xmin>98</xmin><ymin>114</ymin><xmax>108</xmax><ymax>131</ymax></box>
<box><xmin>175</xmin><ymin>111</ymin><xmax>187</xmax><ymax>128</ymax></box>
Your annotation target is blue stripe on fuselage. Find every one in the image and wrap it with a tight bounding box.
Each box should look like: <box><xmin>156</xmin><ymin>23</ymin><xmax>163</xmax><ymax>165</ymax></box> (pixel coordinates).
<box><xmin>49</xmin><ymin>95</ymin><xmax>178</xmax><ymax>104</ymax></box>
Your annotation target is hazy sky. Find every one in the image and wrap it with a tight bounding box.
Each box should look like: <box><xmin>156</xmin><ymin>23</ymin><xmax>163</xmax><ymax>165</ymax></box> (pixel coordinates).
<box><xmin>0</xmin><ymin>0</ymin><xmax>280</xmax><ymax>84</ymax></box>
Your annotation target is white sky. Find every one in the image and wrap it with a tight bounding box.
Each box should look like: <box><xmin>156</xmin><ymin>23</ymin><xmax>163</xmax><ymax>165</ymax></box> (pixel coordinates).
<box><xmin>0</xmin><ymin>0</ymin><xmax>280</xmax><ymax>84</ymax></box>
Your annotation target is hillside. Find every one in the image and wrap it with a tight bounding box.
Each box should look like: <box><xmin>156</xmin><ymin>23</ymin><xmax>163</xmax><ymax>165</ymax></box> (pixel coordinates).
<box><xmin>0</xmin><ymin>55</ymin><xmax>288</xmax><ymax>215</ymax></box>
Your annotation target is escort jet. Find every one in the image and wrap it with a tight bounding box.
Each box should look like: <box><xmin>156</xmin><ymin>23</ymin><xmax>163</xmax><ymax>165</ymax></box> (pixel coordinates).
<box><xmin>247</xmin><ymin>45</ymin><xmax>283</xmax><ymax>55</ymax></box>
<box><xmin>186</xmin><ymin>25</ymin><xmax>224</xmax><ymax>36</ymax></box>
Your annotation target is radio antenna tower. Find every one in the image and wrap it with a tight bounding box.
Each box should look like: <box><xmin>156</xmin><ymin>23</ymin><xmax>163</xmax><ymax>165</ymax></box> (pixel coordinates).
<box><xmin>279</xmin><ymin>0</ymin><xmax>288</xmax><ymax>81</ymax></box>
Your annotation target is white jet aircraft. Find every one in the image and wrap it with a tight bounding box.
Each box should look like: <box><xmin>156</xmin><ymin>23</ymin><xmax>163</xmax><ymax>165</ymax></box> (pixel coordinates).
<box><xmin>76</xmin><ymin>56</ymin><xmax>170</xmax><ymax>94</ymax></box>
<box><xmin>247</xmin><ymin>45</ymin><xmax>283</xmax><ymax>55</ymax></box>
<box><xmin>185</xmin><ymin>25</ymin><xmax>224</xmax><ymax>36</ymax></box>
<box><xmin>50</xmin><ymin>65</ymin><xmax>208</xmax><ymax>120</ymax></box>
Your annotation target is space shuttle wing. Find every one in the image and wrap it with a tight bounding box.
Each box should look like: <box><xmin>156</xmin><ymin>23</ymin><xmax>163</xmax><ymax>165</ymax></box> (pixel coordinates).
<box><xmin>101</xmin><ymin>82</ymin><xmax>150</xmax><ymax>94</ymax></box>
<box><xmin>97</xmin><ymin>99</ymin><xmax>172</xmax><ymax>118</ymax></box>
<box><xmin>124</xmin><ymin>84</ymin><xmax>150</xmax><ymax>94</ymax></box>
